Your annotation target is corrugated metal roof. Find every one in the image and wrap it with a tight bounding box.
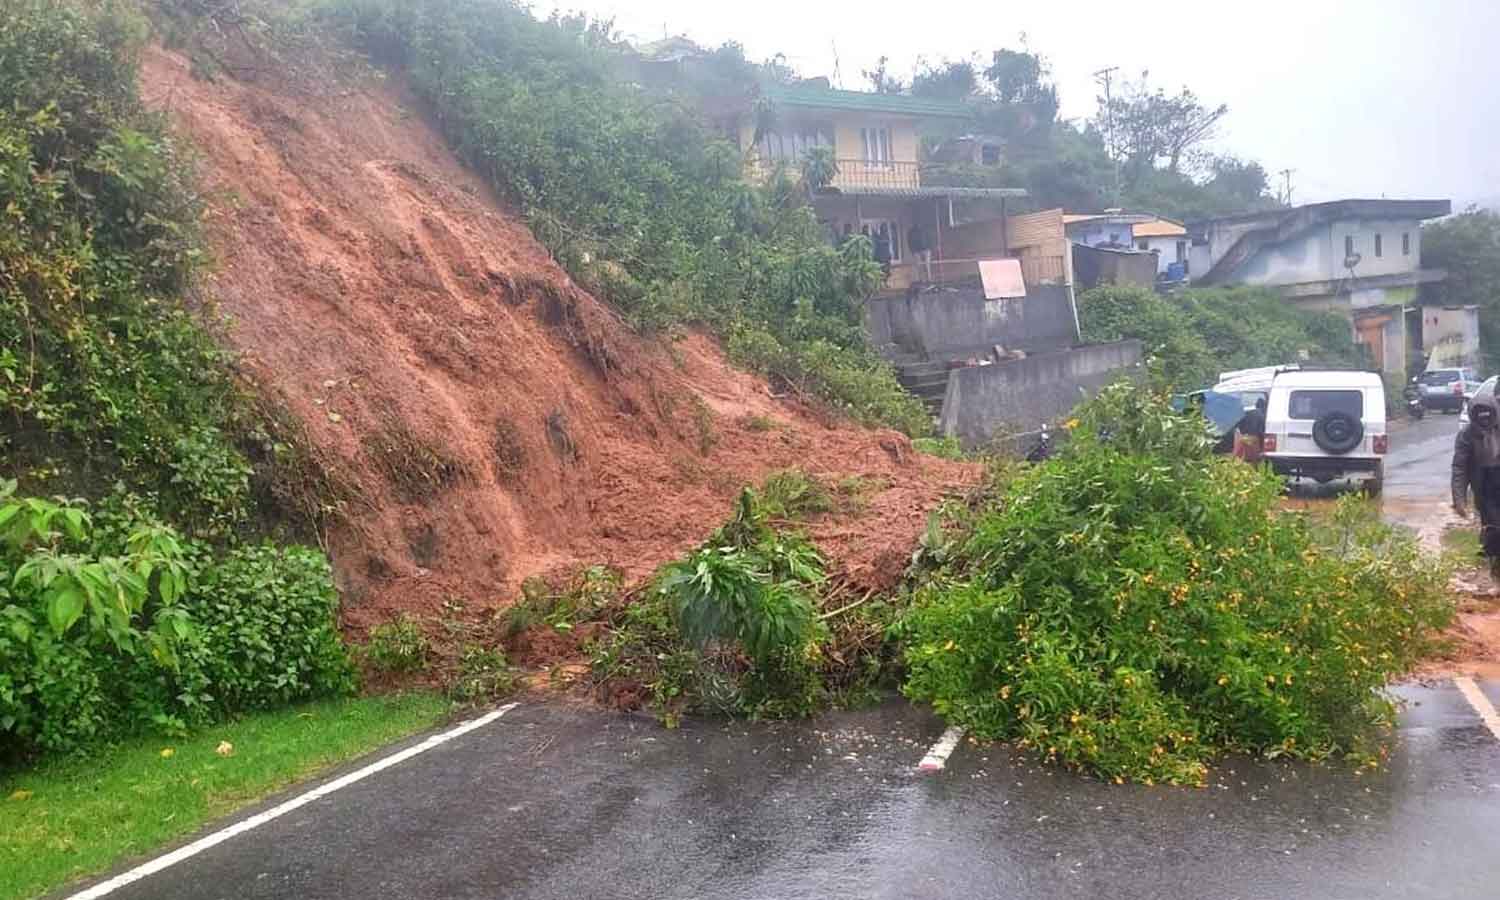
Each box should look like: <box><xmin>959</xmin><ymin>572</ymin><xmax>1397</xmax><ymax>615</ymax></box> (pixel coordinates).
<box><xmin>764</xmin><ymin>85</ymin><xmax>973</xmax><ymax>119</ymax></box>
<box><xmin>1133</xmin><ymin>218</ymin><xmax>1187</xmax><ymax>237</ymax></box>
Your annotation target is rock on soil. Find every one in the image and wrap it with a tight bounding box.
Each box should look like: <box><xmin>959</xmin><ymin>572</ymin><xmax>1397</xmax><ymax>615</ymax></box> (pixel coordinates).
<box><xmin>139</xmin><ymin>49</ymin><xmax>977</xmax><ymax>632</ymax></box>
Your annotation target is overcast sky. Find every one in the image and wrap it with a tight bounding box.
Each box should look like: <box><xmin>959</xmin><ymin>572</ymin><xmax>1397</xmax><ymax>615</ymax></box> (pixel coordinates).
<box><xmin>539</xmin><ymin>0</ymin><xmax>1500</xmax><ymax>210</ymax></box>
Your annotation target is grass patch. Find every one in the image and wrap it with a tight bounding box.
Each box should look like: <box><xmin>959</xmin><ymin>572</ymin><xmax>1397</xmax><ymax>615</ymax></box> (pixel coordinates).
<box><xmin>912</xmin><ymin>436</ymin><xmax>964</xmax><ymax>460</ymax></box>
<box><xmin>362</xmin><ymin>421</ymin><xmax>467</xmax><ymax>502</ymax></box>
<box><xmin>1442</xmin><ymin>525</ymin><xmax>1482</xmax><ymax>559</ymax></box>
<box><xmin>0</xmin><ymin>693</ymin><xmax>448</xmax><ymax>900</ymax></box>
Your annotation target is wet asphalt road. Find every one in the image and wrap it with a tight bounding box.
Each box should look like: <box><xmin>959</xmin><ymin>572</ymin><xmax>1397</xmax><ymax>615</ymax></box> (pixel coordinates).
<box><xmin>67</xmin><ymin>413</ymin><xmax>1500</xmax><ymax>900</ymax></box>
<box><xmin>74</xmin><ymin>687</ymin><xmax>1500</xmax><ymax>900</ymax></box>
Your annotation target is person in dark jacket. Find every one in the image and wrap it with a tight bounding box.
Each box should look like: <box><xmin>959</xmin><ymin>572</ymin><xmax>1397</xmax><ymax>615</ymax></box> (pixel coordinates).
<box><xmin>1453</xmin><ymin>380</ymin><xmax>1500</xmax><ymax>577</ymax></box>
<box><xmin>1234</xmin><ymin>397</ymin><xmax>1267</xmax><ymax>462</ymax></box>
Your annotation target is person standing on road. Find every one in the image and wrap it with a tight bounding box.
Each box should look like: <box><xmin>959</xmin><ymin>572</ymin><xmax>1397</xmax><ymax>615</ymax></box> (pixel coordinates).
<box><xmin>1452</xmin><ymin>380</ymin><xmax>1500</xmax><ymax>577</ymax></box>
<box><xmin>1234</xmin><ymin>397</ymin><xmax>1267</xmax><ymax>463</ymax></box>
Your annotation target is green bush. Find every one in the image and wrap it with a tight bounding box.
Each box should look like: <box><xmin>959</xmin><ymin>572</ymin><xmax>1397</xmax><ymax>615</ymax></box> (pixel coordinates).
<box><xmin>180</xmin><ymin>544</ymin><xmax>355</xmax><ymax>714</ymax></box>
<box><xmin>0</xmin><ymin>0</ymin><xmax>262</xmax><ymax>531</ymax></box>
<box><xmin>0</xmin><ymin>484</ymin><xmax>353</xmax><ymax>759</ymax></box>
<box><xmin>1078</xmin><ymin>283</ymin><xmax>1365</xmax><ymax>389</ymax></box>
<box><xmin>450</xmin><ymin>645</ymin><xmax>516</xmax><ymax>702</ymax></box>
<box><xmin>591</xmin><ymin>487</ymin><xmax>830</xmax><ymax>722</ymax></box>
<box><xmin>898</xmin><ymin>383</ymin><xmax>1452</xmax><ymax>783</ymax></box>
<box><xmin>364</xmin><ymin>616</ymin><xmax>430</xmax><ymax>673</ymax></box>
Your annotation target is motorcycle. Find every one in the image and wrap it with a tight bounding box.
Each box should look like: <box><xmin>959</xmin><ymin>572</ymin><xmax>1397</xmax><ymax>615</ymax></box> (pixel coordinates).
<box><xmin>1025</xmin><ymin>423</ymin><xmax>1053</xmax><ymax>462</ymax></box>
<box><xmin>1404</xmin><ymin>379</ymin><xmax>1425</xmax><ymax>420</ymax></box>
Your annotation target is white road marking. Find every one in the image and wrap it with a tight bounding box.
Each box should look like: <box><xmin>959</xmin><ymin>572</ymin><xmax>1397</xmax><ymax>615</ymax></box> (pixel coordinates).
<box><xmin>918</xmin><ymin>725</ymin><xmax>965</xmax><ymax>772</ymax></box>
<box><xmin>66</xmin><ymin>703</ymin><xmax>520</xmax><ymax>899</ymax></box>
<box><xmin>1454</xmin><ymin>677</ymin><xmax>1500</xmax><ymax>741</ymax></box>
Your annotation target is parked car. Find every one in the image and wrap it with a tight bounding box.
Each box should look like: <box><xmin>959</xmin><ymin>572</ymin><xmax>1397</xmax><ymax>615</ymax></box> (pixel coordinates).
<box><xmin>1416</xmin><ymin>366</ymin><xmax>1481</xmax><ymax>412</ymax></box>
<box><xmin>1459</xmin><ymin>376</ymin><xmax>1498</xmax><ymax>428</ymax></box>
<box><xmin>1261</xmin><ymin>370</ymin><xmax>1388</xmax><ymax>495</ymax></box>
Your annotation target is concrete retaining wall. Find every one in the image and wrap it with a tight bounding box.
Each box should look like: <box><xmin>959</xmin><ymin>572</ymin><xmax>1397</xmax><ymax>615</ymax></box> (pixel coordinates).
<box><xmin>938</xmin><ymin>340</ymin><xmax>1144</xmax><ymax>448</ymax></box>
<box><xmin>865</xmin><ymin>283</ymin><xmax>1078</xmax><ymax>360</ymax></box>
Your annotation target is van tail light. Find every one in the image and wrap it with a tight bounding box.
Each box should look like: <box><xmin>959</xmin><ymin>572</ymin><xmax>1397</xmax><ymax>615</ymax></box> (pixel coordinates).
<box><xmin>1262</xmin><ymin>434</ymin><xmax>1277</xmax><ymax>452</ymax></box>
<box><xmin>1373</xmin><ymin>434</ymin><xmax>1389</xmax><ymax>454</ymax></box>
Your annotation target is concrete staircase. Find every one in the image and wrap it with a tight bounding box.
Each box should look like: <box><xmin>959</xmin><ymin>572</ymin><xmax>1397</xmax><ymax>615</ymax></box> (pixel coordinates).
<box><xmin>894</xmin><ymin>360</ymin><xmax>950</xmax><ymax>417</ymax></box>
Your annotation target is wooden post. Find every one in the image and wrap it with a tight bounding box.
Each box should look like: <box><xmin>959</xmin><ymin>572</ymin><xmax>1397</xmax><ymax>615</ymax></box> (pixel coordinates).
<box><xmin>933</xmin><ymin>199</ymin><xmax>943</xmax><ymax>281</ymax></box>
<box><xmin>1000</xmin><ymin>197</ymin><xmax>1009</xmax><ymax>255</ymax></box>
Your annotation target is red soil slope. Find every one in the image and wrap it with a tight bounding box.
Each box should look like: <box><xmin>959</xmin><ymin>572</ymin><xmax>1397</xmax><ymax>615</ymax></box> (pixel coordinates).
<box><xmin>140</xmin><ymin>48</ymin><xmax>976</xmax><ymax>630</ymax></box>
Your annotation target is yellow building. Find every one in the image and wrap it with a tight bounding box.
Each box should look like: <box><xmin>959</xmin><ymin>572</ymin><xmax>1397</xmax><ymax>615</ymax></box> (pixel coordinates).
<box><xmin>733</xmin><ymin>84</ymin><xmax>1027</xmax><ymax>291</ymax></box>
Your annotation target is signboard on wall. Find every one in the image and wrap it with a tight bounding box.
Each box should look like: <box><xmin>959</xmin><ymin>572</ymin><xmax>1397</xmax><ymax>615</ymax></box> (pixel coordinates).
<box><xmin>978</xmin><ymin>258</ymin><xmax>1026</xmax><ymax>300</ymax></box>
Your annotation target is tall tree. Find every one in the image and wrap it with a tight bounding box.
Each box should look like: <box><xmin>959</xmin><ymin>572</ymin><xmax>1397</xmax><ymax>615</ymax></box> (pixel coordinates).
<box><xmin>910</xmin><ymin>58</ymin><xmax>980</xmax><ymax>101</ymax></box>
<box><xmin>1097</xmin><ymin>72</ymin><xmax>1227</xmax><ymax>186</ymax></box>
<box><xmin>862</xmin><ymin>56</ymin><xmax>905</xmax><ymax>94</ymax></box>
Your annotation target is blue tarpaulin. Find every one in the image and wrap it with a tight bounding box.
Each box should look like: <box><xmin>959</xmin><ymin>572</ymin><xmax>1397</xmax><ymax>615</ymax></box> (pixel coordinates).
<box><xmin>1201</xmin><ymin>391</ymin><xmax>1246</xmax><ymax>436</ymax></box>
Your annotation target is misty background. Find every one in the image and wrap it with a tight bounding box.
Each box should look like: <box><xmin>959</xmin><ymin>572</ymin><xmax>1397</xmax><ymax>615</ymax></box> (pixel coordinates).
<box><xmin>542</xmin><ymin>0</ymin><xmax>1500</xmax><ymax>210</ymax></box>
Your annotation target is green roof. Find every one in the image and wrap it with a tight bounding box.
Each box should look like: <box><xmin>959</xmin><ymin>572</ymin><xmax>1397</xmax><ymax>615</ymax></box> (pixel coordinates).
<box><xmin>763</xmin><ymin>85</ymin><xmax>973</xmax><ymax>119</ymax></box>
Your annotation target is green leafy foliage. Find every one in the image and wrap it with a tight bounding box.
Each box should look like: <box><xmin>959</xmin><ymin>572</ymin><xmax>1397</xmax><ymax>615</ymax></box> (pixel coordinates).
<box><xmin>1079</xmin><ymin>283</ymin><xmax>1364</xmax><ymax>388</ymax></box>
<box><xmin>590</xmin><ymin>485</ymin><xmax>830</xmax><ymax>722</ymax></box>
<box><xmin>364</xmin><ymin>615</ymin><xmax>430</xmax><ymax>673</ymax></box>
<box><xmin>1421</xmin><ymin>207</ymin><xmax>1500</xmax><ymax>372</ymax></box>
<box><xmin>0</xmin><ymin>0</ymin><xmax>259</xmax><ymax>531</ymax></box>
<box><xmin>310</xmin><ymin>0</ymin><xmax>928</xmax><ymax>434</ymax></box>
<box><xmin>0</xmin><ymin>484</ymin><xmax>353</xmax><ymax>759</ymax></box>
<box><xmin>449</xmin><ymin>645</ymin><xmax>516</xmax><ymax>702</ymax></box>
<box><xmin>898</xmin><ymin>383</ymin><xmax>1453</xmax><ymax>783</ymax></box>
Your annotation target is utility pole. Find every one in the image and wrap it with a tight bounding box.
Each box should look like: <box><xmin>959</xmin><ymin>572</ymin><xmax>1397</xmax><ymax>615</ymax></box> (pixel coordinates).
<box><xmin>1278</xmin><ymin>168</ymin><xmax>1295</xmax><ymax>206</ymax></box>
<box><xmin>1094</xmin><ymin>66</ymin><xmax>1120</xmax><ymax>202</ymax></box>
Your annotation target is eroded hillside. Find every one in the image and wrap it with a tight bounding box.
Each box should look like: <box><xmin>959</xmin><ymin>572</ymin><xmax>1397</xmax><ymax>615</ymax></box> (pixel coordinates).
<box><xmin>139</xmin><ymin>48</ymin><xmax>975</xmax><ymax>630</ymax></box>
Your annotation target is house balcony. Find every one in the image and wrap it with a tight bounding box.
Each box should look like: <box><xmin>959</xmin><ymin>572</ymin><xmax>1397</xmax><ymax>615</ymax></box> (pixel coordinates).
<box><xmin>826</xmin><ymin>159</ymin><xmax>922</xmax><ymax>192</ymax></box>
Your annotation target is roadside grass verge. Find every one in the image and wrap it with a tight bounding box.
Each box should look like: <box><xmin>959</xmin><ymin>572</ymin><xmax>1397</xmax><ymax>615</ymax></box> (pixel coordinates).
<box><xmin>1441</xmin><ymin>525</ymin><xmax>1482</xmax><ymax>560</ymax></box>
<box><xmin>0</xmin><ymin>692</ymin><xmax>448</xmax><ymax>900</ymax></box>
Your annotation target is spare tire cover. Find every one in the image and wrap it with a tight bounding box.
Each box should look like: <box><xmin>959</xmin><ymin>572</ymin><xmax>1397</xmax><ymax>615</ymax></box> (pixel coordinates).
<box><xmin>1312</xmin><ymin>410</ymin><xmax>1363</xmax><ymax>454</ymax></box>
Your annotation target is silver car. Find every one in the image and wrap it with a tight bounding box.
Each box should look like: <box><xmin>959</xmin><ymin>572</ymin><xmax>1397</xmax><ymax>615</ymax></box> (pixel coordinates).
<box><xmin>1418</xmin><ymin>367</ymin><xmax>1481</xmax><ymax>413</ymax></box>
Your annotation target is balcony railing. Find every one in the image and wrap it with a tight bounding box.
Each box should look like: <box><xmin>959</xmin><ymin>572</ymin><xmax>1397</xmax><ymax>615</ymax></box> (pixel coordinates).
<box><xmin>827</xmin><ymin>159</ymin><xmax>921</xmax><ymax>192</ymax></box>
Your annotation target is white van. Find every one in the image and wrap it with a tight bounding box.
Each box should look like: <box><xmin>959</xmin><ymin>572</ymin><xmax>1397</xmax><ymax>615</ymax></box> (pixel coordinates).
<box><xmin>1261</xmin><ymin>370</ymin><xmax>1388</xmax><ymax>495</ymax></box>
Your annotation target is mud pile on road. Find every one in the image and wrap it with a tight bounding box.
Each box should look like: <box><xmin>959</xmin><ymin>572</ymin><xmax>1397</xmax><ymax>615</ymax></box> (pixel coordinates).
<box><xmin>138</xmin><ymin>48</ymin><xmax>975</xmax><ymax>630</ymax></box>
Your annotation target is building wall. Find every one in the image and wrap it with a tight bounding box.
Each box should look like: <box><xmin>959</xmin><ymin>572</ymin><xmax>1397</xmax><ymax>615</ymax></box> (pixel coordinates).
<box><xmin>738</xmin><ymin>113</ymin><xmax>921</xmax><ymax>165</ymax></box>
<box><xmin>938</xmin><ymin>340</ymin><xmax>1144</xmax><ymax>448</ymax></box>
<box><xmin>1139</xmin><ymin>235</ymin><xmax>1188</xmax><ymax>275</ymax></box>
<box><xmin>1069</xmin><ymin>221</ymin><xmax>1134</xmax><ymax>247</ymax></box>
<box><xmin>865</xmin><ymin>283</ymin><xmax>1078</xmax><ymax>359</ymax></box>
<box><xmin>1422</xmin><ymin>305</ymin><xmax>1482</xmax><ymax>369</ymax></box>
<box><xmin>1208</xmin><ymin>217</ymin><xmax>1423</xmax><ymax>286</ymax></box>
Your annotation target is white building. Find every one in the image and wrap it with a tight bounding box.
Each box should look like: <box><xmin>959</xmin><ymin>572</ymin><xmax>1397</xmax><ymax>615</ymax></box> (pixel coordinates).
<box><xmin>1188</xmin><ymin>199</ymin><xmax>1451</xmax><ymax>374</ymax></box>
<box><xmin>1132</xmin><ymin>217</ymin><xmax>1189</xmax><ymax>277</ymax></box>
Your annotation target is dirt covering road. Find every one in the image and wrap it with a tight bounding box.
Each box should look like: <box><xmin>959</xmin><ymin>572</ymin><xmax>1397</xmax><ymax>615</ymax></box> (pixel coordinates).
<box><xmin>139</xmin><ymin>48</ymin><xmax>976</xmax><ymax>636</ymax></box>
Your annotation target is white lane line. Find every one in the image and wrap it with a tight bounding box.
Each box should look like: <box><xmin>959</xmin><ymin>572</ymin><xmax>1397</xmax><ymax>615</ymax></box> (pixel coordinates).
<box><xmin>1454</xmin><ymin>677</ymin><xmax>1500</xmax><ymax>741</ymax></box>
<box><xmin>918</xmin><ymin>725</ymin><xmax>966</xmax><ymax>772</ymax></box>
<box><xmin>67</xmin><ymin>702</ymin><xmax>520</xmax><ymax>900</ymax></box>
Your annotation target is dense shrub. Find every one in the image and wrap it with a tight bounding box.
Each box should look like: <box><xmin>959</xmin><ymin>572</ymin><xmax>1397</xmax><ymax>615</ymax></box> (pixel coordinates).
<box><xmin>308</xmin><ymin>0</ymin><xmax>928</xmax><ymax>434</ymax></box>
<box><xmin>1079</xmin><ymin>284</ymin><xmax>1365</xmax><ymax>388</ymax></box>
<box><xmin>898</xmin><ymin>383</ymin><xmax>1452</xmax><ymax>783</ymax></box>
<box><xmin>591</xmin><ymin>487</ymin><xmax>830</xmax><ymax>723</ymax></box>
<box><xmin>0</xmin><ymin>0</ymin><xmax>259</xmax><ymax>531</ymax></box>
<box><xmin>0</xmin><ymin>484</ymin><xmax>353</xmax><ymax>760</ymax></box>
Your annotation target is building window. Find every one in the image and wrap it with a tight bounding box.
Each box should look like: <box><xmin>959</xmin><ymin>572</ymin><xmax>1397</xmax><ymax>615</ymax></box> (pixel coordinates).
<box><xmin>1374</xmin><ymin>233</ymin><xmax>1383</xmax><ymax>257</ymax></box>
<box><xmin>1137</xmin><ymin>239</ymin><xmax>1149</xmax><ymax>251</ymax></box>
<box><xmin>758</xmin><ymin>126</ymin><xmax>832</xmax><ymax>163</ymax></box>
<box><xmin>1344</xmin><ymin>235</ymin><xmax>1354</xmax><ymax>258</ymax></box>
<box><xmin>980</xmin><ymin>144</ymin><xmax>1001</xmax><ymax>166</ymax></box>
<box><xmin>1403</xmin><ymin>232</ymin><xmax>1411</xmax><ymax>255</ymax></box>
<box><xmin>1175</xmin><ymin>240</ymin><xmax>1187</xmax><ymax>262</ymax></box>
<box><xmin>860</xmin><ymin>127</ymin><xmax>892</xmax><ymax>164</ymax></box>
